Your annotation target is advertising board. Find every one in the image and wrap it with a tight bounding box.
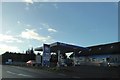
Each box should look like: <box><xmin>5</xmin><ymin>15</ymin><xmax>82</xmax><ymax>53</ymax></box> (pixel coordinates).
<box><xmin>42</xmin><ymin>44</ymin><xmax>51</xmax><ymax>67</ymax></box>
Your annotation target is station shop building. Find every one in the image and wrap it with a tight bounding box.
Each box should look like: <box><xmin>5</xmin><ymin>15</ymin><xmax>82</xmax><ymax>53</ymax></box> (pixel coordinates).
<box><xmin>70</xmin><ymin>42</ymin><xmax>120</xmax><ymax>66</ymax></box>
<box><xmin>35</xmin><ymin>42</ymin><xmax>120</xmax><ymax>66</ymax></box>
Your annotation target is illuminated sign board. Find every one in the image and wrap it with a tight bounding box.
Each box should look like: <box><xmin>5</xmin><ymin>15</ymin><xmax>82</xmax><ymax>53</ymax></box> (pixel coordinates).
<box><xmin>42</xmin><ymin>44</ymin><xmax>51</xmax><ymax>67</ymax></box>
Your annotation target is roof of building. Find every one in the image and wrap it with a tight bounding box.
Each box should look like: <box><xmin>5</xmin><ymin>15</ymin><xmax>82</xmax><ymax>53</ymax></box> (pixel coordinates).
<box><xmin>69</xmin><ymin>41</ymin><xmax>120</xmax><ymax>57</ymax></box>
<box><xmin>35</xmin><ymin>41</ymin><xmax>120</xmax><ymax>56</ymax></box>
<box><xmin>35</xmin><ymin>42</ymin><xmax>89</xmax><ymax>53</ymax></box>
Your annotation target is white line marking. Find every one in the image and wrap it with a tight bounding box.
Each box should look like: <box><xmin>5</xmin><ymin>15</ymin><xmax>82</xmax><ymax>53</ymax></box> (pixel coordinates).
<box><xmin>6</xmin><ymin>71</ymin><xmax>16</xmax><ymax>75</ymax></box>
<box><xmin>18</xmin><ymin>74</ymin><xmax>32</xmax><ymax>77</ymax></box>
<box><xmin>10</xmin><ymin>66</ymin><xmax>33</xmax><ymax>72</ymax></box>
<box><xmin>6</xmin><ymin>71</ymin><xmax>32</xmax><ymax>77</ymax></box>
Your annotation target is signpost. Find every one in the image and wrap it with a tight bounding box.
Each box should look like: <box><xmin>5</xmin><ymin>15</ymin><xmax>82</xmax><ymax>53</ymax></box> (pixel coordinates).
<box><xmin>42</xmin><ymin>44</ymin><xmax>51</xmax><ymax>67</ymax></box>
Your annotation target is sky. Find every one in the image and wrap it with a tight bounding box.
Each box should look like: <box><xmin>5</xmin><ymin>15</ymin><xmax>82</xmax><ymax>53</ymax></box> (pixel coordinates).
<box><xmin>0</xmin><ymin>0</ymin><xmax>119</xmax><ymax>55</ymax></box>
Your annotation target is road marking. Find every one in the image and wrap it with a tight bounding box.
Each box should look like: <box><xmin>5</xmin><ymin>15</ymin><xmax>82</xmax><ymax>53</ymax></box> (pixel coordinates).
<box><xmin>7</xmin><ymin>71</ymin><xmax>16</xmax><ymax>75</ymax></box>
<box><xmin>6</xmin><ymin>71</ymin><xmax>32</xmax><ymax>77</ymax></box>
<box><xmin>18</xmin><ymin>74</ymin><xmax>32</xmax><ymax>77</ymax></box>
<box><xmin>10</xmin><ymin>66</ymin><xmax>34</xmax><ymax>72</ymax></box>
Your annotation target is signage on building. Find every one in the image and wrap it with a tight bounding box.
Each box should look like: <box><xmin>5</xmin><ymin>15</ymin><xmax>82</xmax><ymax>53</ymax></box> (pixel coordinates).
<box><xmin>42</xmin><ymin>44</ymin><xmax>51</xmax><ymax>67</ymax></box>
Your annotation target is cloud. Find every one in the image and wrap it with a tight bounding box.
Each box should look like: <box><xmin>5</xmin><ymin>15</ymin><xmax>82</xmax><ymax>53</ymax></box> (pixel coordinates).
<box><xmin>40</xmin><ymin>23</ymin><xmax>58</xmax><ymax>33</ymax></box>
<box><xmin>24</xmin><ymin>0</ymin><xmax>34</xmax><ymax>10</ymax></box>
<box><xmin>48</xmin><ymin>28</ymin><xmax>57</xmax><ymax>32</ymax></box>
<box><xmin>0</xmin><ymin>44</ymin><xmax>20</xmax><ymax>54</ymax></box>
<box><xmin>0</xmin><ymin>34</ymin><xmax>23</xmax><ymax>43</ymax></box>
<box><xmin>20</xmin><ymin>29</ymin><xmax>53</xmax><ymax>42</ymax></box>
<box><xmin>17</xmin><ymin>21</ymin><xmax>21</xmax><ymax>24</ymax></box>
<box><xmin>41</xmin><ymin>23</ymin><xmax>50</xmax><ymax>28</ymax></box>
<box><xmin>39</xmin><ymin>27</ymin><xmax>43</xmax><ymax>30</ymax></box>
<box><xmin>24</xmin><ymin>0</ymin><xmax>34</xmax><ymax>4</ymax></box>
<box><xmin>26</xmin><ymin>24</ymin><xmax>31</xmax><ymax>27</ymax></box>
<box><xmin>6</xmin><ymin>30</ymin><xmax>11</xmax><ymax>34</ymax></box>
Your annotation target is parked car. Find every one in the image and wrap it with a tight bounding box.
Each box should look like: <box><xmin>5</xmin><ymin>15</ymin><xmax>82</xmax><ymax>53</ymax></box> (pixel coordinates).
<box><xmin>5</xmin><ymin>61</ymin><xmax>12</xmax><ymax>65</ymax></box>
<box><xmin>5</xmin><ymin>59</ymin><xmax>13</xmax><ymax>65</ymax></box>
<box><xmin>26</xmin><ymin>60</ymin><xmax>36</xmax><ymax>66</ymax></box>
<box><xmin>99</xmin><ymin>62</ymin><xmax>120</xmax><ymax>67</ymax></box>
<box><xmin>107</xmin><ymin>62</ymin><xmax>120</xmax><ymax>67</ymax></box>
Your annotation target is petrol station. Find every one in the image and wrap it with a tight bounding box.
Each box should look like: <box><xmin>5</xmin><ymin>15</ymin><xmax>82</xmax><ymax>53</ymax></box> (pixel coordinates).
<box><xmin>35</xmin><ymin>42</ymin><xmax>89</xmax><ymax>67</ymax></box>
<box><xmin>35</xmin><ymin>41</ymin><xmax>120</xmax><ymax>67</ymax></box>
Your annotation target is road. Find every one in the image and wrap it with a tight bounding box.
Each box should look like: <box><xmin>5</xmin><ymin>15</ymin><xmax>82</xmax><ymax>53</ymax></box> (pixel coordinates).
<box><xmin>0</xmin><ymin>65</ymin><xmax>2</xmax><ymax>79</ymax></box>
<box><xmin>2</xmin><ymin>65</ymin><xmax>71</xmax><ymax>78</ymax></box>
<box><xmin>2</xmin><ymin>65</ymin><xmax>120</xmax><ymax>79</ymax></box>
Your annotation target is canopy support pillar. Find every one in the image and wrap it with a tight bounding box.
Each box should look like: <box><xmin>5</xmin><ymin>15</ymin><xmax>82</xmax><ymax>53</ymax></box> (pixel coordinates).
<box><xmin>57</xmin><ymin>50</ymin><xmax>61</xmax><ymax>67</ymax></box>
